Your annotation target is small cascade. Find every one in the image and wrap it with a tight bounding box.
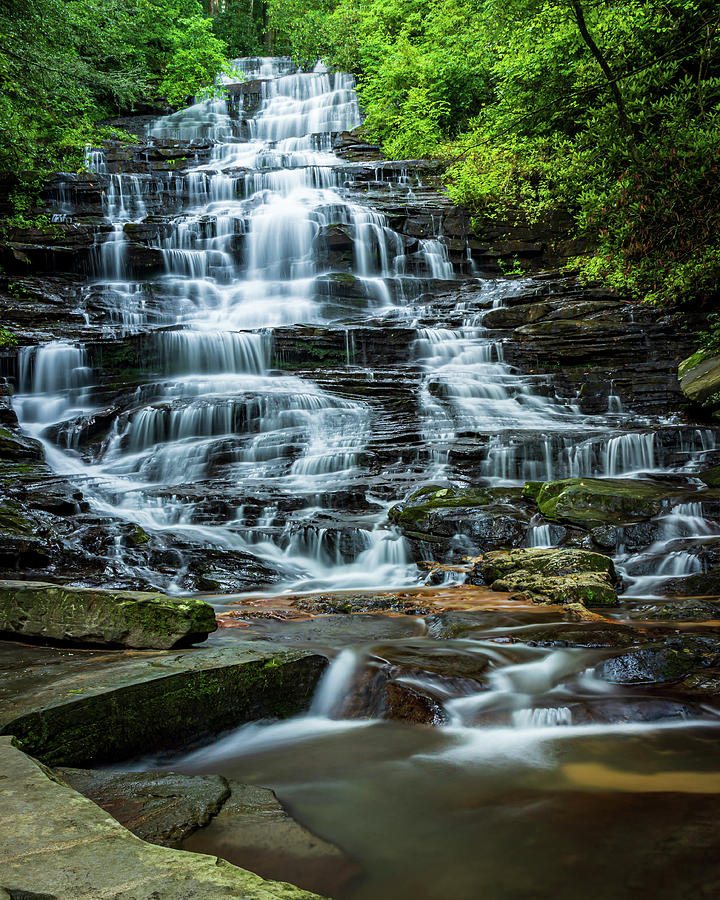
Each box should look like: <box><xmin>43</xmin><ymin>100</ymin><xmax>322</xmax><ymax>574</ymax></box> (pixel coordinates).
<box><xmin>618</xmin><ymin>501</ymin><xmax>720</xmax><ymax>599</ymax></box>
<box><xmin>310</xmin><ymin>649</ymin><xmax>360</xmax><ymax>717</ymax></box>
<box><xmin>15</xmin><ymin>342</ymin><xmax>93</xmax><ymax>426</ymax></box>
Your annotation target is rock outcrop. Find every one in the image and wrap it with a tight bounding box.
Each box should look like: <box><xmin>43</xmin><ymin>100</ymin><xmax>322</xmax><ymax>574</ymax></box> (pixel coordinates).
<box><xmin>472</xmin><ymin>547</ymin><xmax>618</xmax><ymax>606</ymax></box>
<box><xmin>0</xmin><ymin>641</ymin><xmax>327</xmax><ymax>765</ymax></box>
<box><xmin>0</xmin><ymin>579</ymin><xmax>218</xmax><ymax>648</ymax></box>
<box><xmin>0</xmin><ymin>737</ymin><xmax>326</xmax><ymax>900</ymax></box>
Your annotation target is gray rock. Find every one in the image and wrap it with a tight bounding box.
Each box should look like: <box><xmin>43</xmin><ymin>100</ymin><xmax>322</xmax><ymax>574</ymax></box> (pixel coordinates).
<box><xmin>0</xmin><ymin>640</ymin><xmax>327</xmax><ymax>766</ymax></box>
<box><xmin>56</xmin><ymin>769</ymin><xmax>231</xmax><ymax>847</ymax></box>
<box><xmin>0</xmin><ymin>579</ymin><xmax>217</xmax><ymax>649</ymax></box>
<box><xmin>0</xmin><ymin>737</ymin><xmax>325</xmax><ymax>899</ymax></box>
<box><xmin>184</xmin><ymin>780</ymin><xmax>359</xmax><ymax>897</ymax></box>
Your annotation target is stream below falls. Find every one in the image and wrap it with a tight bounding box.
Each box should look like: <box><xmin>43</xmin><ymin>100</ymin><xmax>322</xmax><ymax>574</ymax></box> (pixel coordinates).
<box><xmin>8</xmin><ymin>57</ymin><xmax>720</xmax><ymax>898</ymax></box>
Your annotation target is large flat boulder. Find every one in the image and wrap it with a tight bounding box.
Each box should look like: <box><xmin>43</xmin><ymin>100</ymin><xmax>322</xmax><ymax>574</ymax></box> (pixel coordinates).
<box><xmin>0</xmin><ymin>641</ymin><xmax>327</xmax><ymax>765</ymax></box>
<box><xmin>58</xmin><ymin>767</ymin><xmax>357</xmax><ymax>897</ymax></box>
<box><xmin>523</xmin><ymin>477</ymin><xmax>687</xmax><ymax>529</ymax></box>
<box><xmin>0</xmin><ymin>579</ymin><xmax>218</xmax><ymax>649</ymax></box>
<box><xmin>0</xmin><ymin>737</ymin><xmax>325</xmax><ymax>899</ymax></box>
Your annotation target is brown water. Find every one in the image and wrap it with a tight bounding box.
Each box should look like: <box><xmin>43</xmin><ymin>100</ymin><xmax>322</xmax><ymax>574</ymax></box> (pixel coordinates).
<box><xmin>153</xmin><ymin>604</ymin><xmax>720</xmax><ymax>900</ymax></box>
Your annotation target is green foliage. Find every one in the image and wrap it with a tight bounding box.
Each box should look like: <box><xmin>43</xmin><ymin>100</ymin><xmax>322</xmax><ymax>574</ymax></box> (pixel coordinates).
<box><xmin>269</xmin><ymin>0</ymin><xmax>720</xmax><ymax>307</ymax></box>
<box><xmin>0</xmin><ymin>0</ymin><xmax>229</xmax><ymax>210</ymax></box>
<box><xmin>211</xmin><ymin>0</ymin><xmax>265</xmax><ymax>58</ymax></box>
<box><xmin>0</xmin><ymin>326</ymin><xmax>16</xmax><ymax>348</ymax></box>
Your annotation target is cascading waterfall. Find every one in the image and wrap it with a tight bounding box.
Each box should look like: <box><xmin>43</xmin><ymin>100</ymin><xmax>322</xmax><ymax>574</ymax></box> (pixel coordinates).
<box><xmin>13</xmin><ymin>56</ymin><xmax>720</xmax><ymax>595</ymax></box>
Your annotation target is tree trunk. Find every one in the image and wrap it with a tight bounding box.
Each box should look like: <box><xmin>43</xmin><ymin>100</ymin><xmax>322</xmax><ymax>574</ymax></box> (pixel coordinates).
<box><xmin>569</xmin><ymin>0</ymin><xmax>638</xmax><ymax>160</ymax></box>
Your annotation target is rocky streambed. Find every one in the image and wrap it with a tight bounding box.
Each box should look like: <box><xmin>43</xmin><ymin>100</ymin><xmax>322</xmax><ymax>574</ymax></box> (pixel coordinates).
<box><xmin>1</xmin><ymin>55</ymin><xmax>720</xmax><ymax>899</ymax></box>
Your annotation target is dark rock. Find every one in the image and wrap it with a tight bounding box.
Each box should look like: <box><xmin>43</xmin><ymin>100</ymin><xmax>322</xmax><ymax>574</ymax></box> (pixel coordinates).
<box><xmin>0</xmin><ymin>641</ymin><xmax>327</xmax><ymax>765</ymax></box>
<box><xmin>56</xmin><ymin>769</ymin><xmax>230</xmax><ymax>847</ymax></box>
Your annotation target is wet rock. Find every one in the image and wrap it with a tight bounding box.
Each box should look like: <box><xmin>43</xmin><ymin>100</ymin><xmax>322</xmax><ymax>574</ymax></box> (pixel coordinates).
<box><xmin>679</xmin><ymin>348</ymin><xmax>720</xmax><ymax>415</ymax></box>
<box><xmin>0</xmin><ymin>738</ymin><xmax>324</xmax><ymax>899</ymax></box>
<box><xmin>56</xmin><ymin>769</ymin><xmax>230</xmax><ymax>847</ymax></box>
<box><xmin>183</xmin><ymin>780</ymin><xmax>358</xmax><ymax>898</ymax></box>
<box><xmin>698</xmin><ymin>464</ymin><xmax>720</xmax><ymax>488</ymax></box>
<box><xmin>388</xmin><ymin>485</ymin><xmax>530</xmax><ymax>558</ymax></box>
<box><xmin>569</xmin><ymin>697</ymin><xmax>702</xmax><ymax>724</ymax></box>
<box><xmin>669</xmin><ymin>568</ymin><xmax>720</xmax><ymax>598</ymax></box>
<box><xmin>425</xmin><ymin>608</ymin><xmax>560</xmax><ymax>639</ymax></box>
<box><xmin>524</xmin><ymin>477</ymin><xmax>688</xmax><ymax>529</ymax></box>
<box><xmin>629</xmin><ymin>598</ymin><xmax>720</xmax><ymax>620</ymax></box>
<box><xmin>0</xmin><ymin>641</ymin><xmax>327</xmax><ymax>765</ymax></box>
<box><xmin>0</xmin><ymin>426</ymin><xmax>44</xmax><ymax>462</ymax></box>
<box><xmin>373</xmin><ymin>639</ymin><xmax>491</xmax><ymax>679</ymax></box>
<box><xmin>596</xmin><ymin>637</ymin><xmax>720</xmax><ymax>684</ymax></box>
<box><xmin>519</xmin><ymin>621</ymin><xmax>640</xmax><ymax>648</ymax></box>
<box><xmin>475</xmin><ymin>547</ymin><xmax>618</xmax><ymax>606</ymax></box>
<box><xmin>0</xmin><ymin>579</ymin><xmax>218</xmax><ymax>649</ymax></box>
<box><xmin>341</xmin><ymin>661</ymin><xmax>446</xmax><ymax>725</ymax></box>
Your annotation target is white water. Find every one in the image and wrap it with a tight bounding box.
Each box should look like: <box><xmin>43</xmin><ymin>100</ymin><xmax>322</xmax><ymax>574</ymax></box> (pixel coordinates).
<box><xmin>13</xmin><ymin>56</ymin><xmax>720</xmax><ymax>596</ymax></box>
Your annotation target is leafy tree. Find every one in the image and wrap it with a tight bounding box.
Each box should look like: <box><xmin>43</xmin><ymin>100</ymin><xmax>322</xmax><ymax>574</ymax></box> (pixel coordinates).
<box><xmin>268</xmin><ymin>0</ymin><xmax>720</xmax><ymax>306</ymax></box>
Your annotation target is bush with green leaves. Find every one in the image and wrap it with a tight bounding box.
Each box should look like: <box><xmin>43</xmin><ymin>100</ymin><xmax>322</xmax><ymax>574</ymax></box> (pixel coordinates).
<box><xmin>0</xmin><ymin>0</ymin><xmax>229</xmax><ymax>212</ymax></box>
<box><xmin>268</xmin><ymin>0</ymin><xmax>720</xmax><ymax>308</ymax></box>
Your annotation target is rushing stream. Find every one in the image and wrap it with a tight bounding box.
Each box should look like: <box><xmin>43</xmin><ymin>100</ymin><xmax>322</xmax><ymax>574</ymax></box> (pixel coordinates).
<box><xmin>10</xmin><ymin>57</ymin><xmax>720</xmax><ymax>898</ymax></box>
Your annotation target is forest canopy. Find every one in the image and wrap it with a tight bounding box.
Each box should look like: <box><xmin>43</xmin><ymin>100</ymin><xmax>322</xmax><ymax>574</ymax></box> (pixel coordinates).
<box><xmin>269</xmin><ymin>0</ymin><xmax>720</xmax><ymax>306</ymax></box>
<box><xmin>1</xmin><ymin>0</ymin><xmax>718</xmax><ymax>307</ymax></box>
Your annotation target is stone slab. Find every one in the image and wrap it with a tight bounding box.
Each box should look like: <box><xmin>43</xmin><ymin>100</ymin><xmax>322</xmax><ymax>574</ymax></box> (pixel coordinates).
<box><xmin>0</xmin><ymin>579</ymin><xmax>218</xmax><ymax>649</ymax></box>
<box><xmin>0</xmin><ymin>640</ymin><xmax>327</xmax><ymax>766</ymax></box>
<box><xmin>0</xmin><ymin>737</ymin><xmax>325</xmax><ymax>899</ymax></box>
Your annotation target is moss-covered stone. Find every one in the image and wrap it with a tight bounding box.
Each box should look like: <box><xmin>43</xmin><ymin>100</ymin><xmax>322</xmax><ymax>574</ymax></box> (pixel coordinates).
<box><xmin>388</xmin><ymin>486</ymin><xmax>493</xmax><ymax>528</ymax></box>
<box><xmin>679</xmin><ymin>349</ymin><xmax>720</xmax><ymax>413</ymax></box>
<box><xmin>698</xmin><ymin>465</ymin><xmax>720</xmax><ymax>488</ymax></box>
<box><xmin>525</xmin><ymin>477</ymin><xmax>682</xmax><ymax>528</ymax></box>
<box><xmin>476</xmin><ymin>547</ymin><xmax>618</xmax><ymax>606</ymax></box>
<box><xmin>492</xmin><ymin>571</ymin><xmax>618</xmax><ymax>606</ymax></box>
<box><xmin>0</xmin><ymin>579</ymin><xmax>218</xmax><ymax>649</ymax></box>
<box><xmin>0</xmin><ymin>643</ymin><xmax>327</xmax><ymax>766</ymax></box>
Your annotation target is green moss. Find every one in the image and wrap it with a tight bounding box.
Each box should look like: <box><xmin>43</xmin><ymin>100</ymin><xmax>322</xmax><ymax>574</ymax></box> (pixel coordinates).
<box><xmin>0</xmin><ymin>500</ymin><xmax>36</xmax><ymax>535</ymax></box>
<box><xmin>528</xmin><ymin>477</ymin><xmax>680</xmax><ymax>528</ymax></box>
<box><xmin>389</xmin><ymin>486</ymin><xmax>493</xmax><ymax>528</ymax></box>
<box><xmin>2</xmin><ymin>652</ymin><xmax>328</xmax><ymax>766</ymax></box>
<box><xmin>678</xmin><ymin>347</ymin><xmax>716</xmax><ymax>378</ymax></box>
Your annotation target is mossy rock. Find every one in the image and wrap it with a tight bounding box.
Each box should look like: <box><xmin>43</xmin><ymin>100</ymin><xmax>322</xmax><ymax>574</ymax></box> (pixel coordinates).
<box><xmin>679</xmin><ymin>349</ymin><xmax>720</xmax><ymax>413</ymax></box>
<box><xmin>479</xmin><ymin>547</ymin><xmax>615</xmax><ymax>581</ymax></box>
<box><xmin>1</xmin><ymin>644</ymin><xmax>327</xmax><ymax>766</ymax></box>
<box><xmin>492</xmin><ymin>571</ymin><xmax>618</xmax><ymax>606</ymax></box>
<box><xmin>524</xmin><ymin>477</ymin><xmax>681</xmax><ymax>528</ymax></box>
<box><xmin>477</xmin><ymin>547</ymin><xmax>618</xmax><ymax>606</ymax></box>
<box><xmin>0</xmin><ymin>426</ymin><xmax>44</xmax><ymax>463</ymax></box>
<box><xmin>389</xmin><ymin>486</ymin><xmax>495</xmax><ymax>529</ymax></box>
<box><xmin>0</xmin><ymin>500</ymin><xmax>38</xmax><ymax>536</ymax></box>
<box><xmin>698</xmin><ymin>465</ymin><xmax>720</xmax><ymax>489</ymax></box>
<box><xmin>0</xmin><ymin>579</ymin><xmax>218</xmax><ymax>649</ymax></box>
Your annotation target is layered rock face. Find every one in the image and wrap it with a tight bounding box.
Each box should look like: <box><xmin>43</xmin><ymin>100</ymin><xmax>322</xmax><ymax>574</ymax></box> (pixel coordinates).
<box><xmin>0</xmin><ymin>54</ymin><xmax>717</xmax><ymax>610</ymax></box>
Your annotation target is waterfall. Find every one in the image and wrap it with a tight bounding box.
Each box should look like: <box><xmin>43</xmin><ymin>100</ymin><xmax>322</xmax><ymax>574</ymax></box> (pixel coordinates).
<box><xmin>14</xmin><ymin>55</ymin><xmax>720</xmax><ymax>596</ymax></box>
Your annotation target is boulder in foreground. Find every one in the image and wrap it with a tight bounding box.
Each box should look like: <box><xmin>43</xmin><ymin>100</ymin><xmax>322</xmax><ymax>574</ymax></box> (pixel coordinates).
<box><xmin>0</xmin><ymin>642</ymin><xmax>327</xmax><ymax>766</ymax></box>
<box><xmin>474</xmin><ymin>547</ymin><xmax>618</xmax><ymax>606</ymax></box>
<box><xmin>0</xmin><ymin>737</ymin><xmax>326</xmax><ymax>900</ymax></box>
<box><xmin>0</xmin><ymin>579</ymin><xmax>217</xmax><ymax>649</ymax></box>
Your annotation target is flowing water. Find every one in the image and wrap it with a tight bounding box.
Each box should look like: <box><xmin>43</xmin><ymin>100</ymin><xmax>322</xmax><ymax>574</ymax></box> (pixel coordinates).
<box><xmin>12</xmin><ymin>57</ymin><xmax>720</xmax><ymax>898</ymax></box>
